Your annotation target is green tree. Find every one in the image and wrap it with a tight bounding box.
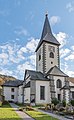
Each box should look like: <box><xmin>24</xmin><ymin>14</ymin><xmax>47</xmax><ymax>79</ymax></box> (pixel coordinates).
<box><xmin>70</xmin><ymin>100</ymin><xmax>74</xmax><ymax>115</ymax></box>
<box><xmin>52</xmin><ymin>98</ymin><xmax>59</xmax><ymax>106</ymax></box>
<box><xmin>62</xmin><ymin>100</ymin><xmax>66</xmax><ymax>107</ymax></box>
<box><xmin>70</xmin><ymin>100</ymin><xmax>74</xmax><ymax>106</ymax></box>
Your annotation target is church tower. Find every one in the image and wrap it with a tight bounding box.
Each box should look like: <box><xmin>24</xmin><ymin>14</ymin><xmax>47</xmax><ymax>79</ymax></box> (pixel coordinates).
<box><xmin>36</xmin><ymin>14</ymin><xmax>60</xmax><ymax>74</ymax></box>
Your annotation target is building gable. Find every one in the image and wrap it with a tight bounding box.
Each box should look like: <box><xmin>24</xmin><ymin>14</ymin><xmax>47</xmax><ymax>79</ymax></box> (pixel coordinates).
<box><xmin>46</xmin><ymin>66</ymin><xmax>68</xmax><ymax>77</ymax></box>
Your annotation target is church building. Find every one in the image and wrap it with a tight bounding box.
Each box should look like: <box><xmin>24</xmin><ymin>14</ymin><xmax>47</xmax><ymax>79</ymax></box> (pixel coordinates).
<box><xmin>24</xmin><ymin>13</ymin><xmax>73</xmax><ymax>105</ymax></box>
<box><xmin>2</xmin><ymin>14</ymin><xmax>74</xmax><ymax>104</ymax></box>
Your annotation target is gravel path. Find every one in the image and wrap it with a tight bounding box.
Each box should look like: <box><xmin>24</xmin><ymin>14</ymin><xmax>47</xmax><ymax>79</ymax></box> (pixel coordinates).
<box><xmin>37</xmin><ymin>109</ymin><xmax>73</xmax><ymax>120</ymax></box>
<box><xmin>10</xmin><ymin>103</ymin><xmax>73</xmax><ymax>120</ymax></box>
<box><xmin>9</xmin><ymin>103</ymin><xmax>35</xmax><ymax>120</ymax></box>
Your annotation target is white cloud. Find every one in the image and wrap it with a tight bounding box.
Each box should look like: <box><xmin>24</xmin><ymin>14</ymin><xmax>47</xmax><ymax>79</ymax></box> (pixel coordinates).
<box><xmin>28</xmin><ymin>54</ymin><xmax>36</xmax><ymax>66</ymax></box>
<box><xmin>54</xmin><ymin>32</ymin><xmax>68</xmax><ymax>48</ymax></box>
<box><xmin>19</xmin><ymin>47</ymin><xmax>28</xmax><ymax>53</ymax></box>
<box><xmin>1</xmin><ymin>35</ymin><xmax>73</xmax><ymax>79</ymax></box>
<box><xmin>60</xmin><ymin>48</ymin><xmax>71</xmax><ymax>58</ymax></box>
<box><xmin>50</xmin><ymin>16</ymin><xmax>60</xmax><ymax>25</ymax></box>
<box><xmin>7</xmin><ymin>46</ymin><xmax>15</xmax><ymax>55</ymax></box>
<box><xmin>0</xmin><ymin>37</ymin><xmax>39</xmax><ymax>78</ymax></box>
<box><xmin>0</xmin><ymin>68</ymin><xmax>13</xmax><ymax>76</ymax></box>
<box><xmin>14</xmin><ymin>27</ymin><xmax>28</xmax><ymax>36</ymax></box>
<box><xmin>65</xmin><ymin>52</ymin><xmax>74</xmax><ymax>61</ymax></box>
<box><xmin>26</xmin><ymin>38</ymin><xmax>39</xmax><ymax>53</ymax></box>
<box><xmin>17</xmin><ymin>61</ymin><xmax>35</xmax><ymax>73</ymax></box>
<box><xmin>16</xmin><ymin>38</ymin><xmax>20</xmax><ymax>41</ymax></box>
<box><xmin>62</xmin><ymin>62</ymin><xmax>74</xmax><ymax>77</ymax></box>
<box><xmin>0</xmin><ymin>53</ymin><xmax>8</xmax><ymax>65</ymax></box>
<box><xmin>71</xmin><ymin>45</ymin><xmax>74</xmax><ymax>50</ymax></box>
<box><xmin>0</xmin><ymin>53</ymin><xmax>8</xmax><ymax>59</ymax></box>
<box><xmin>66</xmin><ymin>2</ymin><xmax>74</xmax><ymax>12</ymax></box>
<box><xmin>17</xmin><ymin>52</ymin><xmax>25</xmax><ymax>61</ymax></box>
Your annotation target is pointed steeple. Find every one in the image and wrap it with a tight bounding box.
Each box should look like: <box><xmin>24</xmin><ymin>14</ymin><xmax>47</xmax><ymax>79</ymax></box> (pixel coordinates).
<box><xmin>41</xmin><ymin>13</ymin><xmax>52</xmax><ymax>40</ymax></box>
<box><xmin>35</xmin><ymin>14</ymin><xmax>60</xmax><ymax>52</ymax></box>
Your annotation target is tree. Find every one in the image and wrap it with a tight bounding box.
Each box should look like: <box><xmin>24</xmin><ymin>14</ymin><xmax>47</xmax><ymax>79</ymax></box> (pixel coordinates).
<box><xmin>70</xmin><ymin>100</ymin><xmax>74</xmax><ymax>107</ymax></box>
<box><xmin>70</xmin><ymin>100</ymin><xmax>74</xmax><ymax>116</ymax></box>
<box><xmin>62</xmin><ymin>100</ymin><xmax>66</xmax><ymax>107</ymax></box>
<box><xmin>52</xmin><ymin>98</ymin><xmax>59</xmax><ymax>106</ymax></box>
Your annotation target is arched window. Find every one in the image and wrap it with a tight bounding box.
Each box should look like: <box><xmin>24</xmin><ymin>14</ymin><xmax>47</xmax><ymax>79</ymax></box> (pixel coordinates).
<box><xmin>50</xmin><ymin>52</ymin><xmax>54</xmax><ymax>58</ymax></box>
<box><xmin>57</xmin><ymin>79</ymin><xmax>62</xmax><ymax>88</ymax></box>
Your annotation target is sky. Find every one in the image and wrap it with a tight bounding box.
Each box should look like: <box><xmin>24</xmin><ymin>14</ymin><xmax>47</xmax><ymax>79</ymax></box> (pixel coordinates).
<box><xmin>0</xmin><ymin>0</ymin><xmax>74</xmax><ymax>79</ymax></box>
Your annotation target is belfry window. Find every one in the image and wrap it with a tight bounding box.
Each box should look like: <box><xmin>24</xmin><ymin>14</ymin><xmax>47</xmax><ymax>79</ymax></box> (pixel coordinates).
<box><xmin>57</xmin><ymin>79</ymin><xmax>62</xmax><ymax>88</ymax></box>
<box><xmin>39</xmin><ymin>54</ymin><xmax>41</xmax><ymax>61</ymax></box>
<box><xmin>50</xmin><ymin>52</ymin><xmax>54</xmax><ymax>58</ymax></box>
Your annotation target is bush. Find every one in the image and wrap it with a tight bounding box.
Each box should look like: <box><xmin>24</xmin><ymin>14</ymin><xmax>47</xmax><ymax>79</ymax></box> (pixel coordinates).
<box><xmin>62</xmin><ymin>100</ymin><xmax>66</xmax><ymax>107</ymax></box>
<box><xmin>52</xmin><ymin>98</ymin><xmax>59</xmax><ymax>106</ymax></box>
<box><xmin>19</xmin><ymin>107</ymin><xmax>24</xmax><ymax>111</ymax></box>
<box><xmin>70</xmin><ymin>100</ymin><xmax>74</xmax><ymax>106</ymax></box>
<box><xmin>59</xmin><ymin>107</ymin><xmax>65</xmax><ymax>111</ymax></box>
<box><xmin>2</xmin><ymin>100</ymin><xmax>9</xmax><ymax>105</ymax></box>
<box><xmin>64</xmin><ymin>111</ymin><xmax>73</xmax><ymax>115</ymax></box>
<box><xmin>52</xmin><ymin>106</ymin><xmax>57</xmax><ymax>111</ymax></box>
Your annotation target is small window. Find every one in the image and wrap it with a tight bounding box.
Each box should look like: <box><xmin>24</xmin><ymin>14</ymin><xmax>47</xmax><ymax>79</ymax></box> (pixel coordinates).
<box><xmin>39</xmin><ymin>55</ymin><xmax>41</xmax><ymax>61</ymax></box>
<box><xmin>11</xmin><ymin>95</ymin><xmax>14</xmax><ymax>99</ymax></box>
<box><xmin>57</xmin><ymin>79</ymin><xmax>62</xmax><ymax>88</ymax></box>
<box><xmin>40</xmin><ymin>86</ymin><xmax>45</xmax><ymax>100</ymax></box>
<box><xmin>51</xmin><ymin>61</ymin><xmax>53</xmax><ymax>64</ymax></box>
<box><xmin>11</xmin><ymin>88</ymin><xmax>14</xmax><ymax>92</ymax></box>
<box><xmin>50</xmin><ymin>52</ymin><xmax>54</xmax><ymax>58</ymax></box>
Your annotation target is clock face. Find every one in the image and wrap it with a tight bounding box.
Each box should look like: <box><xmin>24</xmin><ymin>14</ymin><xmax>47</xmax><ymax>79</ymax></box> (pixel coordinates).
<box><xmin>48</xmin><ymin>45</ymin><xmax>55</xmax><ymax>52</ymax></box>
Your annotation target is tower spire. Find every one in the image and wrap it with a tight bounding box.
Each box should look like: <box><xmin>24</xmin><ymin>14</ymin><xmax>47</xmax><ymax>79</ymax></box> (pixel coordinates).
<box><xmin>35</xmin><ymin>14</ymin><xmax>60</xmax><ymax>52</ymax></box>
<box><xmin>41</xmin><ymin>13</ymin><xmax>52</xmax><ymax>40</ymax></box>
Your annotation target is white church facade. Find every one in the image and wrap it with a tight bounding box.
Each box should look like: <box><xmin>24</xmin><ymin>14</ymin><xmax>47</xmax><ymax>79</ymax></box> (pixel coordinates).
<box><xmin>2</xmin><ymin>14</ymin><xmax>74</xmax><ymax>105</ymax></box>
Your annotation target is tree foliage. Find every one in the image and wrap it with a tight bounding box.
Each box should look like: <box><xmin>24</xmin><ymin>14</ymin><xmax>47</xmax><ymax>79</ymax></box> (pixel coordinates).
<box><xmin>62</xmin><ymin>100</ymin><xmax>66</xmax><ymax>107</ymax></box>
<box><xmin>51</xmin><ymin>98</ymin><xmax>59</xmax><ymax>106</ymax></box>
<box><xmin>70</xmin><ymin>100</ymin><xmax>74</xmax><ymax>106</ymax></box>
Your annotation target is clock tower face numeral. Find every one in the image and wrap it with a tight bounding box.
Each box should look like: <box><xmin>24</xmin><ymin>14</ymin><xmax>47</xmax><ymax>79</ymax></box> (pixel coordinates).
<box><xmin>48</xmin><ymin>45</ymin><xmax>55</xmax><ymax>52</ymax></box>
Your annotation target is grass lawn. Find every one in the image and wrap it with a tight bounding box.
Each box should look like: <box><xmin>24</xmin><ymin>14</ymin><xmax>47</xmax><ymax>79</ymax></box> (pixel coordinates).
<box><xmin>0</xmin><ymin>103</ymin><xmax>22</xmax><ymax>120</ymax></box>
<box><xmin>26</xmin><ymin>110</ymin><xmax>58</xmax><ymax>120</ymax></box>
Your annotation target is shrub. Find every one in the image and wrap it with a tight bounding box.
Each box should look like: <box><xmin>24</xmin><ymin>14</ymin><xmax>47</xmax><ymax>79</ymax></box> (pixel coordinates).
<box><xmin>62</xmin><ymin>100</ymin><xmax>66</xmax><ymax>107</ymax></box>
<box><xmin>19</xmin><ymin>107</ymin><xmax>24</xmax><ymax>111</ymax></box>
<box><xmin>59</xmin><ymin>107</ymin><xmax>65</xmax><ymax>111</ymax></box>
<box><xmin>2</xmin><ymin>100</ymin><xmax>9</xmax><ymax>105</ymax></box>
<box><xmin>44</xmin><ymin>104</ymin><xmax>50</xmax><ymax>110</ymax></box>
<box><xmin>52</xmin><ymin>98</ymin><xmax>59</xmax><ymax>106</ymax></box>
<box><xmin>64</xmin><ymin>111</ymin><xmax>73</xmax><ymax>115</ymax></box>
<box><xmin>70</xmin><ymin>100</ymin><xmax>74</xmax><ymax>106</ymax></box>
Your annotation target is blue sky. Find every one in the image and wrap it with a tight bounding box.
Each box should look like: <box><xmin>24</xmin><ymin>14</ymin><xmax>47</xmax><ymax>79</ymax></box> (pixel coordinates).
<box><xmin>0</xmin><ymin>0</ymin><xmax>74</xmax><ymax>79</ymax></box>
